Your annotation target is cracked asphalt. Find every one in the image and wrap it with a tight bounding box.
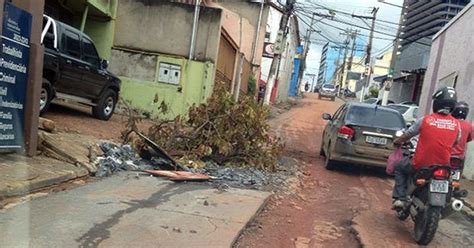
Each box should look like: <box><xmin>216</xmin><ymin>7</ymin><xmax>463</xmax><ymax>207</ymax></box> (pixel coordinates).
<box><xmin>235</xmin><ymin>94</ymin><xmax>474</xmax><ymax>248</ymax></box>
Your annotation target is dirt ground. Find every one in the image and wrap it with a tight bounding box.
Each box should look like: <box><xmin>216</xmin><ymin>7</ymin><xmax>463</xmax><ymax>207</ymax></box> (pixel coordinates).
<box><xmin>43</xmin><ymin>102</ymin><xmax>153</xmax><ymax>142</ymax></box>
<box><xmin>235</xmin><ymin>93</ymin><xmax>474</xmax><ymax>248</ymax></box>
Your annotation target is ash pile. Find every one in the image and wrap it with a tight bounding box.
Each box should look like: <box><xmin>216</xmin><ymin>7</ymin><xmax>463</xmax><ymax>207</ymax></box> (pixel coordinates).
<box><xmin>193</xmin><ymin>157</ymin><xmax>298</xmax><ymax>191</ymax></box>
<box><xmin>95</xmin><ymin>143</ymin><xmax>299</xmax><ymax>192</ymax></box>
<box><xmin>95</xmin><ymin>143</ymin><xmax>171</xmax><ymax>177</ymax></box>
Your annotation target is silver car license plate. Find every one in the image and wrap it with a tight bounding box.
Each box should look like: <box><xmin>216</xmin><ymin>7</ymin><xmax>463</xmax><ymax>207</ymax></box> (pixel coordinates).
<box><xmin>430</xmin><ymin>180</ymin><xmax>449</xmax><ymax>193</ymax></box>
<box><xmin>366</xmin><ymin>136</ymin><xmax>387</xmax><ymax>145</ymax></box>
<box><xmin>452</xmin><ymin>170</ymin><xmax>461</xmax><ymax>180</ymax></box>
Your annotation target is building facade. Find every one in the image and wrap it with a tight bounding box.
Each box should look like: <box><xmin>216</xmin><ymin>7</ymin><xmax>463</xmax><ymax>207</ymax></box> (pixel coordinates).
<box><xmin>316</xmin><ymin>42</ymin><xmax>329</xmax><ymax>86</ymax></box>
<box><xmin>390</xmin><ymin>0</ymin><xmax>470</xmax><ymax>103</ymax></box>
<box><xmin>108</xmin><ymin>0</ymin><xmax>268</xmax><ymax>119</ymax></box>
<box><xmin>418</xmin><ymin>3</ymin><xmax>474</xmax><ymax>179</ymax></box>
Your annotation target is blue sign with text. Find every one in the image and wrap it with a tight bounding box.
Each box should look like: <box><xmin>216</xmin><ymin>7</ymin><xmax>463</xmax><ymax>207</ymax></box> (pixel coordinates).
<box><xmin>0</xmin><ymin>2</ymin><xmax>32</xmax><ymax>150</ymax></box>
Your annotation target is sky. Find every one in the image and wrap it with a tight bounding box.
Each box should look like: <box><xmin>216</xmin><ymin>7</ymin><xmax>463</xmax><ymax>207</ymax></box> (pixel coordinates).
<box><xmin>295</xmin><ymin>0</ymin><xmax>404</xmax><ymax>86</ymax></box>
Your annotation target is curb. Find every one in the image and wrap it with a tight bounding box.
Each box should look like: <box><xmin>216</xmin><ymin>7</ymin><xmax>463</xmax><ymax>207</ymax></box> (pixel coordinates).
<box><xmin>0</xmin><ymin>168</ymin><xmax>88</xmax><ymax>199</ymax></box>
<box><xmin>231</xmin><ymin>192</ymin><xmax>273</xmax><ymax>247</ymax></box>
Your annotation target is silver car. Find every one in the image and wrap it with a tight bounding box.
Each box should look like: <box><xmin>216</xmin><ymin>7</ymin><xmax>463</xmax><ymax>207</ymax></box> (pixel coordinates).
<box><xmin>318</xmin><ymin>84</ymin><xmax>337</xmax><ymax>101</ymax></box>
<box><xmin>386</xmin><ymin>104</ymin><xmax>419</xmax><ymax>127</ymax></box>
<box><xmin>320</xmin><ymin>102</ymin><xmax>406</xmax><ymax>169</ymax></box>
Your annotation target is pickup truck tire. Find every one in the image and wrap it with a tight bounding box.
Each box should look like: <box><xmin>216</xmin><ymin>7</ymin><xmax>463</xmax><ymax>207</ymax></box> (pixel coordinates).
<box><xmin>93</xmin><ymin>89</ymin><xmax>117</xmax><ymax>121</ymax></box>
<box><xmin>40</xmin><ymin>79</ymin><xmax>52</xmax><ymax>115</ymax></box>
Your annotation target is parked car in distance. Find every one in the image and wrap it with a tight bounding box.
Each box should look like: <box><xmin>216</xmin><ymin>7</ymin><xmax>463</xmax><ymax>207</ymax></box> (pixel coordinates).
<box><xmin>386</xmin><ymin>104</ymin><xmax>419</xmax><ymax>127</ymax></box>
<box><xmin>318</xmin><ymin>84</ymin><xmax>337</xmax><ymax>101</ymax></box>
<box><xmin>40</xmin><ymin>15</ymin><xmax>121</xmax><ymax>120</ymax></box>
<box><xmin>320</xmin><ymin>102</ymin><xmax>406</xmax><ymax>170</ymax></box>
<box><xmin>363</xmin><ymin>98</ymin><xmax>395</xmax><ymax>105</ymax></box>
<box><xmin>342</xmin><ymin>88</ymin><xmax>356</xmax><ymax>98</ymax></box>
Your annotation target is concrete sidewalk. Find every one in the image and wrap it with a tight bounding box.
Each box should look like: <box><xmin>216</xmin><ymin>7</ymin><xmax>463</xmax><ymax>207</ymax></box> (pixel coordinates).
<box><xmin>0</xmin><ymin>172</ymin><xmax>271</xmax><ymax>247</ymax></box>
<box><xmin>0</xmin><ymin>154</ymin><xmax>88</xmax><ymax>200</ymax></box>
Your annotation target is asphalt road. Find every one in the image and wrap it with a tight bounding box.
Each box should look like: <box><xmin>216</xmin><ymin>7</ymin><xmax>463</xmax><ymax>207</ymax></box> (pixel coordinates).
<box><xmin>236</xmin><ymin>93</ymin><xmax>474</xmax><ymax>248</ymax></box>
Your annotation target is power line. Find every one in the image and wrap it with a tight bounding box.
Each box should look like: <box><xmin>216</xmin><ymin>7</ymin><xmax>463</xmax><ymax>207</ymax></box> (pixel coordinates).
<box><xmin>295</xmin><ymin>2</ymin><xmax>400</xmax><ymax>26</ymax></box>
<box><xmin>307</xmin><ymin>13</ymin><xmax>431</xmax><ymax>47</ymax></box>
<box><xmin>295</xmin><ymin>9</ymin><xmax>400</xmax><ymax>43</ymax></box>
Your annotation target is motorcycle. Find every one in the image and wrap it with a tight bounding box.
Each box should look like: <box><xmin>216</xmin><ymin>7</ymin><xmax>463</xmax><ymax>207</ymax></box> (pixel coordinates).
<box><xmin>395</xmin><ymin>140</ymin><xmax>468</xmax><ymax>245</ymax></box>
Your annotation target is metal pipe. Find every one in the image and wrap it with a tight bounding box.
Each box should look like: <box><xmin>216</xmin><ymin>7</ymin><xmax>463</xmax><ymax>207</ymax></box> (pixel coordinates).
<box><xmin>80</xmin><ymin>2</ymin><xmax>89</xmax><ymax>32</ymax></box>
<box><xmin>189</xmin><ymin>0</ymin><xmax>201</xmax><ymax>60</ymax></box>
<box><xmin>251</xmin><ymin>1</ymin><xmax>265</xmax><ymax>66</ymax></box>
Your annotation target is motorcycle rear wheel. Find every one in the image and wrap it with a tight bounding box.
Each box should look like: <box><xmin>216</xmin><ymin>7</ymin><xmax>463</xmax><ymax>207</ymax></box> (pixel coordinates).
<box><xmin>414</xmin><ymin>206</ymin><xmax>442</xmax><ymax>245</ymax></box>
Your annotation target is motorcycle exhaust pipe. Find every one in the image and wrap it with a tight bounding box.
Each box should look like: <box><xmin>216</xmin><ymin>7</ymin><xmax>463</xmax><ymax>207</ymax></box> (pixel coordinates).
<box><xmin>452</xmin><ymin>200</ymin><xmax>464</xmax><ymax>211</ymax></box>
<box><xmin>453</xmin><ymin>189</ymin><xmax>469</xmax><ymax>198</ymax></box>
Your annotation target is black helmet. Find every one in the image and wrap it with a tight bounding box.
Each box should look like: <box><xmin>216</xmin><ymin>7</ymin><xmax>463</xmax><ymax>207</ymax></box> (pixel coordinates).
<box><xmin>432</xmin><ymin>86</ymin><xmax>457</xmax><ymax>114</ymax></box>
<box><xmin>452</xmin><ymin>101</ymin><xmax>469</xmax><ymax>120</ymax></box>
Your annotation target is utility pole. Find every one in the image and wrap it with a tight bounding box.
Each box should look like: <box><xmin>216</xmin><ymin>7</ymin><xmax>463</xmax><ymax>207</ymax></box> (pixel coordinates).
<box><xmin>337</xmin><ymin>33</ymin><xmax>351</xmax><ymax>95</ymax></box>
<box><xmin>263</xmin><ymin>0</ymin><xmax>295</xmax><ymax>105</ymax></box>
<box><xmin>356</xmin><ymin>7</ymin><xmax>379</xmax><ymax>102</ymax></box>
<box><xmin>382</xmin><ymin>0</ymin><xmax>406</xmax><ymax>105</ymax></box>
<box><xmin>344</xmin><ymin>30</ymin><xmax>358</xmax><ymax>90</ymax></box>
<box><xmin>296</xmin><ymin>12</ymin><xmax>333</xmax><ymax>96</ymax></box>
<box><xmin>296</xmin><ymin>13</ymin><xmax>316</xmax><ymax>96</ymax></box>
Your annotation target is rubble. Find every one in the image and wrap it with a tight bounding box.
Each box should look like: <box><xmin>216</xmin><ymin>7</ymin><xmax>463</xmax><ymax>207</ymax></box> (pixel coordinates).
<box><xmin>190</xmin><ymin>157</ymin><xmax>299</xmax><ymax>191</ymax></box>
<box><xmin>39</xmin><ymin>117</ymin><xmax>56</xmax><ymax>133</ymax></box>
<box><xmin>95</xmin><ymin>143</ymin><xmax>170</xmax><ymax>177</ymax></box>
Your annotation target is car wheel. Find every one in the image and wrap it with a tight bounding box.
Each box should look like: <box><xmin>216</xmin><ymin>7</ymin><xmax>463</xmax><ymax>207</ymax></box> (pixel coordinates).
<box><xmin>320</xmin><ymin>140</ymin><xmax>326</xmax><ymax>157</ymax></box>
<box><xmin>40</xmin><ymin>79</ymin><xmax>52</xmax><ymax>115</ymax></box>
<box><xmin>325</xmin><ymin>143</ymin><xmax>336</xmax><ymax>170</ymax></box>
<box><xmin>93</xmin><ymin>89</ymin><xmax>117</xmax><ymax>121</ymax></box>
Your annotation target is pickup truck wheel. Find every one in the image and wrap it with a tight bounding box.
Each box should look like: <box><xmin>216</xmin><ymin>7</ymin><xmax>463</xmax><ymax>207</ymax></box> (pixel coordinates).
<box><xmin>40</xmin><ymin>79</ymin><xmax>52</xmax><ymax>115</ymax></box>
<box><xmin>93</xmin><ymin>89</ymin><xmax>117</xmax><ymax>121</ymax></box>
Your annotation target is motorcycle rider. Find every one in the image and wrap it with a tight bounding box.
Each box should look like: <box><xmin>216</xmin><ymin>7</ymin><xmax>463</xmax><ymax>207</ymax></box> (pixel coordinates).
<box><xmin>451</xmin><ymin>101</ymin><xmax>473</xmax><ymax>163</ymax></box>
<box><xmin>392</xmin><ymin>86</ymin><xmax>460</xmax><ymax>209</ymax></box>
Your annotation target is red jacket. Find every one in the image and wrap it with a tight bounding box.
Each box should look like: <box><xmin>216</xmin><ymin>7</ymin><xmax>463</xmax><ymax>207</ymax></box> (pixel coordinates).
<box><xmin>451</xmin><ymin>119</ymin><xmax>473</xmax><ymax>159</ymax></box>
<box><xmin>412</xmin><ymin>113</ymin><xmax>460</xmax><ymax>170</ymax></box>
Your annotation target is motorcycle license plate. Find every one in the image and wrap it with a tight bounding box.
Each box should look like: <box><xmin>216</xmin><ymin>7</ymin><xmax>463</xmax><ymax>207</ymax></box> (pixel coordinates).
<box><xmin>430</xmin><ymin>180</ymin><xmax>449</xmax><ymax>193</ymax></box>
<box><xmin>366</xmin><ymin>136</ymin><xmax>387</xmax><ymax>145</ymax></box>
<box><xmin>451</xmin><ymin>170</ymin><xmax>461</xmax><ymax>181</ymax></box>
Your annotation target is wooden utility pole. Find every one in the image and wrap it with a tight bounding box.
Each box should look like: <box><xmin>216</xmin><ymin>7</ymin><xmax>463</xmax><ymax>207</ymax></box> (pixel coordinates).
<box><xmin>382</xmin><ymin>0</ymin><xmax>406</xmax><ymax>105</ymax></box>
<box><xmin>263</xmin><ymin>0</ymin><xmax>295</xmax><ymax>105</ymax></box>
<box><xmin>356</xmin><ymin>7</ymin><xmax>378</xmax><ymax>102</ymax></box>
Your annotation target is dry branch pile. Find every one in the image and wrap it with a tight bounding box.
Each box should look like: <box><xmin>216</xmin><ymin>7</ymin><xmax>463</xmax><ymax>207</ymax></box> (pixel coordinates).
<box><xmin>122</xmin><ymin>83</ymin><xmax>283</xmax><ymax>171</ymax></box>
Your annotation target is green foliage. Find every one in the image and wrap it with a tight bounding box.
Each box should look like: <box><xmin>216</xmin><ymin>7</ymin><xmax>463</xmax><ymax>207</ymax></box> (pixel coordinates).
<box><xmin>369</xmin><ymin>87</ymin><xmax>379</xmax><ymax>98</ymax></box>
<box><xmin>135</xmin><ymin>82</ymin><xmax>283</xmax><ymax>171</ymax></box>
<box><xmin>247</xmin><ymin>75</ymin><xmax>257</xmax><ymax>96</ymax></box>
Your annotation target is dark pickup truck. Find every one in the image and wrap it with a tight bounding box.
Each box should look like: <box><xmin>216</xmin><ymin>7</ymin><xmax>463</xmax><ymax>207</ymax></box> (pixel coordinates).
<box><xmin>40</xmin><ymin>15</ymin><xmax>121</xmax><ymax>120</ymax></box>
